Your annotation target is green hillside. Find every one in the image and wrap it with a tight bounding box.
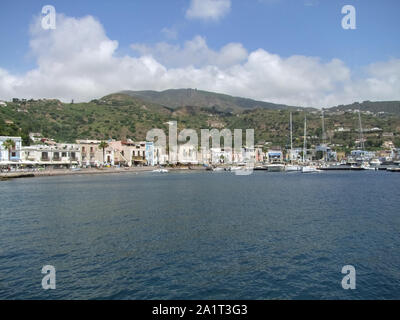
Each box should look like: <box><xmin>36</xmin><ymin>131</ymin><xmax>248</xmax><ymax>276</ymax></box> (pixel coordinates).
<box><xmin>330</xmin><ymin>101</ymin><xmax>400</xmax><ymax>115</ymax></box>
<box><xmin>1</xmin><ymin>93</ymin><xmax>400</xmax><ymax>152</ymax></box>
<box><xmin>120</xmin><ymin>88</ymin><xmax>299</xmax><ymax>113</ymax></box>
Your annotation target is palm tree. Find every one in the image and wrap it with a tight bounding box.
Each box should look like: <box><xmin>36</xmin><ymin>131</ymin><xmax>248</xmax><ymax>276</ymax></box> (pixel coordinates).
<box><xmin>98</xmin><ymin>141</ymin><xmax>109</xmax><ymax>165</ymax></box>
<box><xmin>3</xmin><ymin>139</ymin><xmax>16</xmax><ymax>161</ymax></box>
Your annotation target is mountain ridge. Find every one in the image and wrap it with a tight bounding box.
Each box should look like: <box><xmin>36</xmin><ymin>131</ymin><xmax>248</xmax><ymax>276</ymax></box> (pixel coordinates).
<box><xmin>118</xmin><ymin>88</ymin><xmax>301</xmax><ymax>113</ymax></box>
<box><xmin>114</xmin><ymin>89</ymin><xmax>400</xmax><ymax>115</ymax></box>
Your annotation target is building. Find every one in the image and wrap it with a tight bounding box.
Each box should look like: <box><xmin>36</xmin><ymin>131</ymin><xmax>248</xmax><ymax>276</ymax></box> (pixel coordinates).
<box><xmin>29</xmin><ymin>132</ymin><xmax>43</xmax><ymax>143</ymax></box>
<box><xmin>315</xmin><ymin>144</ymin><xmax>337</xmax><ymax>161</ymax></box>
<box><xmin>108</xmin><ymin>140</ymin><xmax>134</xmax><ymax>167</ymax></box>
<box><xmin>267</xmin><ymin>148</ymin><xmax>283</xmax><ymax>163</ymax></box>
<box><xmin>0</xmin><ymin>136</ymin><xmax>22</xmax><ymax>164</ymax></box>
<box><xmin>382</xmin><ymin>141</ymin><xmax>395</xmax><ymax>150</ymax></box>
<box><xmin>153</xmin><ymin>145</ymin><xmax>168</xmax><ymax>165</ymax></box>
<box><xmin>131</xmin><ymin>142</ymin><xmax>147</xmax><ymax>166</ymax></box>
<box><xmin>77</xmin><ymin>140</ymin><xmax>106</xmax><ymax>167</ymax></box>
<box><xmin>350</xmin><ymin>150</ymin><xmax>375</xmax><ymax>161</ymax></box>
<box><xmin>242</xmin><ymin>147</ymin><xmax>256</xmax><ymax>164</ymax></box>
<box><xmin>208</xmin><ymin>147</ymin><xmax>232</xmax><ymax>165</ymax></box>
<box><xmin>286</xmin><ymin>148</ymin><xmax>303</xmax><ymax>162</ymax></box>
<box><xmin>20</xmin><ymin>143</ymin><xmax>81</xmax><ymax>168</ymax></box>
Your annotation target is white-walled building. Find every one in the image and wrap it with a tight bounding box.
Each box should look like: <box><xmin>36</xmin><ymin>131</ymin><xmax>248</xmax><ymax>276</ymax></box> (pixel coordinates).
<box><xmin>21</xmin><ymin>144</ymin><xmax>81</xmax><ymax>167</ymax></box>
<box><xmin>0</xmin><ymin>136</ymin><xmax>22</xmax><ymax>164</ymax></box>
<box><xmin>178</xmin><ymin>144</ymin><xmax>199</xmax><ymax>164</ymax></box>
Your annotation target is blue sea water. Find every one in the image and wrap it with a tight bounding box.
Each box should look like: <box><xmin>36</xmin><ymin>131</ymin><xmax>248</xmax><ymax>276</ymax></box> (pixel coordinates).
<box><xmin>0</xmin><ymin>171</ymin><xmax>399</xmax><ymax>300</ymax></box>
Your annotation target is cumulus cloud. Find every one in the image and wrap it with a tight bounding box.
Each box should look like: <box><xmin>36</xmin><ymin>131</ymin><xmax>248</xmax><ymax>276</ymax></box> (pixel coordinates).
<box><xmin>0</xmin><ymin>14</ymin><xmax>399</xmax><ymax>108</ymax></box>
<box><xmin>186</xmin><ymin>0</ymin><xmax>231</xmax><ymax>21</ymax></box>
<box><xmin>131</xmin><ymin>36</ymin><xmax>248</xmax><ymax>68</ymax></box>
<box><xmin>161</xmin><ymin>27</ymin><xmax>178</xmax><ymax>40</ymax></box>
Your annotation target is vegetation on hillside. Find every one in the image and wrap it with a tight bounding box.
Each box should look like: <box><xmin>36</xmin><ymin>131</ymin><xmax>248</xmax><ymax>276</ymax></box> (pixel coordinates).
<box><xmin>1</xmin><ymin>93</ymin><xmax>399</xmax><ymax>152</ymax></box>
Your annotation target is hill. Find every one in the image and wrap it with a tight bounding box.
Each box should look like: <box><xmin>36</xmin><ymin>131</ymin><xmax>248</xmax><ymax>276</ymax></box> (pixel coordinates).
<box><xmin>119</xmin><ymin>89</ymin><xmax>299</xmax><ymax>113</ymax></box>
<box><xmin>1</xmin><ymin>92</ymin><xmax>400</xmax><ymax>151</ymax></box>
<box><xmin>329</xmin><ymin>101</ymin><xmax>400</xmax><ymax>115</ymax></box>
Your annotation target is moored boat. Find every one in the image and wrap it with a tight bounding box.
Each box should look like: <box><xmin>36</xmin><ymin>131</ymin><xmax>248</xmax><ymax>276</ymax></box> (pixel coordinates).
<box><xmin>285</xmin><ymin>165</ymin><xmax>301</xmax><ymax>172</ymax></box>
<box><xmin>301</xmin><ymin>166</ymin><xmax>321</xmax><ymax>173</ymax></box>
<box><xmin>370</xmin><ymin>158</ymin><xmax>382</xmax><ymax>167</ymax></box>
<box><xmin>152</xmin><ymin>169</ymin><xmax>169</xmax><ymax>173</ymax></box>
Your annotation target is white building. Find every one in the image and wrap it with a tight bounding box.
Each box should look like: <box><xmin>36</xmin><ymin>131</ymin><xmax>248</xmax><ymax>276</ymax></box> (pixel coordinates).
<box><xmin>0</xmin><ymin>136</ymin><xmax>22</xmax><ymax>164</ymax></box>
<box><xmin>178</xmin><ymin>144</ymin><xmax>199</xmax><ymax>164</ymax></box>
<box><xmin>21</xmin><ymin>144</ymin><xmax>81</xmax><ymax>167</ymax></box>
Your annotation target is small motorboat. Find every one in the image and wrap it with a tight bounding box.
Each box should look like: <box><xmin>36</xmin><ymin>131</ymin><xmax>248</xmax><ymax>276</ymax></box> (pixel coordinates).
<box><xmin>285</xmin><ymin>165</ymin><xmax>301</xmax><ymax>172</ymax></box>
<box><xmin>301</xmin><ymin>166</ymin><xmax>321</xmax><ymax>173</ymax></box>
<box><xmin>370</xmin><ymin>159</ymin><xmax>382</xmax><ymax>167</ymax></box>
<box><xmin>152</xmin><ymin>169</ymin><xmax>169</xmax><ymax>173</ymax></box>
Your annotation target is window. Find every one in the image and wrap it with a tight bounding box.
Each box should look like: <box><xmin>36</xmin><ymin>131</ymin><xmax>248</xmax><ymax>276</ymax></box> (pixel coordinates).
<box><xmin>62</xmin><ymin>152</ymin><xmax>67</xmax><ymax>157</ymax></box>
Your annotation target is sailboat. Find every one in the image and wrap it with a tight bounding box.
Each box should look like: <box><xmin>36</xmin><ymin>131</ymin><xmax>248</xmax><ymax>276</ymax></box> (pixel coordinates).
<box><xmin>301</xmin><ymin>115</ymin><xmax>320</xmax><ymax>173</ymax></box>
<box><xmin>285</xmin><ymin>112</ymin><xmax>301</xmax><ymax>172</ymax></box>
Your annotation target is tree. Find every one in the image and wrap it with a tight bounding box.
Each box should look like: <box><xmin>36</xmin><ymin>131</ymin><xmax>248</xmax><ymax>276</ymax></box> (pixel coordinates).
<box><xmin>3</xmin><ymin>139</ymin><xmax>16</xmax><ymax>161</ymax></box>
<box><xmin>98</xmin><ymin>141</ymin><xmax>109</xmax><ymax>165</ymax></box>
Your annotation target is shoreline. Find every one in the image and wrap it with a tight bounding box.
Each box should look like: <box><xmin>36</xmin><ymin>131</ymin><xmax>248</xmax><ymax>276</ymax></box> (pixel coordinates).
<box><xmin>0</xmin><ymin>166</ymin><xmax>206</xmax><ymax>180</ymax></box>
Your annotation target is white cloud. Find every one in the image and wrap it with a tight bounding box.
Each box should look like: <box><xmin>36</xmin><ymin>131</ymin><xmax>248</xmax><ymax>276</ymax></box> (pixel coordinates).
<box><xmin>0</xmin><ymin>14</ymin><xmax>399</xmax><ymax>108</ymax></box>
<box><xmin>131</xmin><ymin>36</ymin><xmax>248</xmax><ymax>68</ymax></box>
<box><xmin>186</xmin><ymin>0</ymin><xmax>231</xmax><ymax>21</ymax></box>
<box><xmin>161</xmin><ymin>27</ymin><xmax>178</xmax><ymax>40</ymax></box>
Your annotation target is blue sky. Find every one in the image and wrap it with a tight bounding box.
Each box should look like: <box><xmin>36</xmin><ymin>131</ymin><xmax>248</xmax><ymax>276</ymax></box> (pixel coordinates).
<box><xmin>0</xmin><ymin>0</ymin><xmax>399</xmax><ymax>107</ymax></box>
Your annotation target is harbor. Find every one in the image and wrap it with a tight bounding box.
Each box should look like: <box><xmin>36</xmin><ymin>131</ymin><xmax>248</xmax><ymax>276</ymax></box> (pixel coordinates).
<box><xmin>1</xmin><ymin>169</ymin><xmax>399</xmax><ymax>300</ymax></box>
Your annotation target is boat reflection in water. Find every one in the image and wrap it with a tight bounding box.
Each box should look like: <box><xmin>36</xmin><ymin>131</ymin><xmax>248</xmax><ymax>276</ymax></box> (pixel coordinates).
<box><xmin>267</xmin><ymin>163</ymin><xmax>285</xmax><ymax>172</ymax></box>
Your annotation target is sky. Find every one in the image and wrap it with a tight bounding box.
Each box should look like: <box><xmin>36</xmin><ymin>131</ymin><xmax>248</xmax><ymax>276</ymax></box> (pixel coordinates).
<box><xmin>0</xmin><ymin>0</ymin><xmax>399</xmax><ymax>107</ymax></box>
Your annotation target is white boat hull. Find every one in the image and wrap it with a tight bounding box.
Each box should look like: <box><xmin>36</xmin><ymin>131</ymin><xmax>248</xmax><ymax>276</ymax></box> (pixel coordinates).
<box><xmin>301</xmin><ymin>166</ymin><xmax>321</xmax><ymax>173</ymax></box>
<box><xmin>285</xmin><ymin>165</ymin><xmax>301</xmax><ymax>172</ymax></box>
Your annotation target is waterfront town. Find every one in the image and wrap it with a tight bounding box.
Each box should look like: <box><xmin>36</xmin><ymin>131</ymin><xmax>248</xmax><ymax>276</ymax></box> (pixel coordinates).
<box><xmin>1</xmin><ymin>126</ymin><xmax>400</xmax><ymax>174</ymax></box>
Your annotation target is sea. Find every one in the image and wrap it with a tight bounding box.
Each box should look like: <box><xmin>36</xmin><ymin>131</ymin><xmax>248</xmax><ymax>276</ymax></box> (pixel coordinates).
<box><xmin>0</xmin><ymin>170</ymin><xmax>399</xmax><ymax>299</ymax></box>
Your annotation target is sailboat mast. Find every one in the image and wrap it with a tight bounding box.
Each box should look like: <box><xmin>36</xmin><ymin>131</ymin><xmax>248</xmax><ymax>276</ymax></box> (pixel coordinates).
<box><xmin>322</xmin><ymin>109</ymin><xmax>327</xmax><ymax>162</ymax></box>
<box><xmin>303</xmin><ymin>115</ymin><xmax>307</xmax><ymax>163</ymax></box>
<box><xmin>358</xmin><ymin>110</ymin><xmax>365</xmax><ymax>150</ymax></box>
<box><xmin>321</xmin><ymin>109</ymin><xmax>326</xmax><ymax>144</ymax></box>
<box><xmin>290</xmin><ymin>112</ymin><xmax>293</xmax><ymax>161</ymax></box>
